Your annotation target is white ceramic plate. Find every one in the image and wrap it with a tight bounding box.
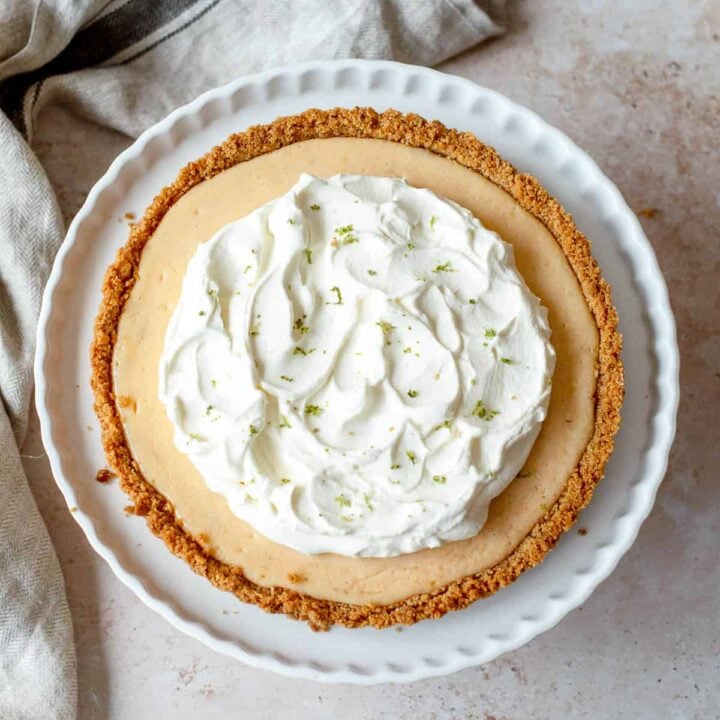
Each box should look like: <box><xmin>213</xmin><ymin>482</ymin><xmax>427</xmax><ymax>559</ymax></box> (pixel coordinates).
<box><xmin>35</xmin><ymin>59</ymin><xmax>678</xmax><ymax>684</ymax></box>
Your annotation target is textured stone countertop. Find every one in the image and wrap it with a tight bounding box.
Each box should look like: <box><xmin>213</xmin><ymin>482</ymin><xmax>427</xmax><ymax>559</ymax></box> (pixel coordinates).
<box><xmin>23</xmin><ymin>1</ymin><xmax>718</xmax><ymax>718</ymax></box>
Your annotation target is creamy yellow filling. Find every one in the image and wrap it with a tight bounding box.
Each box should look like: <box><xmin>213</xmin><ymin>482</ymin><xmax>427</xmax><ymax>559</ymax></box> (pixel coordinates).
<box><xmin>114</xmin><ymin>138</ymin><xmax>598</xmax><ymax>605</ymax></box>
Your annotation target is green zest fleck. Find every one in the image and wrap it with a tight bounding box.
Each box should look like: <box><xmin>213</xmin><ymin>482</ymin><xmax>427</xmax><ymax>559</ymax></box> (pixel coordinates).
<box><xmin>310</xmin><ymin>204</ymin><xmax>320</xmax><ymax>211</ymax></box>
<box><xmin>305</xmin><ymin>404</ymin><xmax>323</xmax><ymax>416</ymax></box>
<box><xmin>249</xmin><ymin>321</ymin><xmax>261</xmax><ymax>337</ymax></box>
<box><xmin>432</xmin><ymin>475</ymin><xmax>447</xmax><ymax>484</ymax></box>
<box><xmin>434</xmin><ymin>372</ymin><xmax>441</xmax><ymax>381</ymax></box>
<box><xmin>304</xmin><ymin>248</ymin><xmax>313</xmax><ymax>264</ymax></box>
<box><xmin>468</xmin><ymin>298</ymin><xmax>477</xmax><ymax>304</ymax></box>
<box><xmin>403</xmin><ymin>347</ymin><xmax>412</xmax><ymax>354</ymax></box>
<box><xmin>432</xmin><ymin>261</ymin><xmax>455</xmax><ymax>273</ymax></box>
<box><xmin>430</xmin><ymin>215</ymin><xmax>438</xmax><ymax>229</ymax></box>
<box><xmin>278</xmin><ymin>415</ymin><xmax>292</xmax><ymax>429</ymax></box>
<box><xmin>500</xmin><ymin>357</ymin><xmax>515</xmax><ymax>365</ymax></box>
<box><xmin>376</xmin><ymin>320</ymin><xmax>395</xmax><ymax>335</ymax></box>
<box><xmin>390</xmin><ymin>463</ymin><xmax>401</xmax><ymax>470</ymax></box>
<box><xmin>207</xmin><ymin>288</ymin><xmax>218</xmax><ymax>299</ymax></box>
<box><xmin>471</xmin><ymin>400</ymin><xmax>500</xmax><ymax>421</ymax></box>
<box><xmin>432</xmin><ymin>419</ymin><xmax>452</xmax><ymax>433</ymax></box>
<box><xmin>484</xmin><ymin>328</ymin><xmax>497</xmax><ymax>339</ymax></box>
<box><xmin>211</xmin><ymin>379</ymin><xmax>217</xmax><ymax>388</ymax></box>
<box><xmin>367</xmin><ymin>269</ymin><xmax>377</xmax><ymax>276</ymax></box>
<box><xmin>407</xmin><ymin>389</ymin><xmax>418</xmax><ymax>398</ymax></box>
<box><xmin>198</xmin><ymin>310</ymin><xmax>206</xmax><ymax>316</ymax></box>
<box><xmin>280</xmin><ymin>477</ymin><xmax>292</xmax><ymax>485</ymax></box>
<box><xmin>335</xmin><ymin>494</ymin><xmax>351</xmax><ymax>508</ymax></box>
<box><xmin>406</xmin><ymin>450</ymin><xmax>417</xmax><ymax>465</ymax></box>
<box><xmin>363</xmin><ymin>493</ymin><xmax>374</xmax><ymax>511</ymax></box>
<box><xmin>293</xmin><ymin>346</ymin><xmax>316</xmax><ymax>356</ymax></box>
<box><xmin>336</xmin><ymin>224</ymin><xmax>359</xmax><ymax>245</ymax></box>
<box><xmin>205</xmin><ymin>405</ymin><xmax>214</xmax><ymax>416</ymax></box>
<box><xmin>188</xmin><ymin>432</ymin><xmax>206</xmax><ymax>442</ymax></box>
<box><xmin>249</xmin><ymin>424</ymin><xmax>258</xmax><ymax>436</ymax></box>
<box><xmin>280</xmin><ymin>375</ymin><xmax>294</xmax><ymax>382</ymax></box>
<box><xmin>294</xmin><ymin>316</ymin><xmax>309</xmax><ymax>335</ymax></box>
<box><xmin>243</xmin><ymin>264</ymin><xmax>252</xmax><ymax>274</ymax></box>
<box><xmin>407</xmin><ymin>242</ymin><xmax>415</xmax><ymax>251</ymax></box>
<box><xmin>288</xmin><ymin>218</ymin><xmax>296</xmax><ymax>225</ymax></box>
<box><xmin>330</xmin><ymin>286</ymin><xmax>343</xmax><ymax>305</ymax></box>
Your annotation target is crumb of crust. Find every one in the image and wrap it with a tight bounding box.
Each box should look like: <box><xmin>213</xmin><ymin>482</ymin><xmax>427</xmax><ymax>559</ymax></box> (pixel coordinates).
<box><xmin>95</xmin><ymin>468</ymin><xmax>116</xmax><ymax>483</ymax></box>
<box><xmin>637</xmin><ymin>207</ymin><xmax>659</xmax><ymax>218</ymax></box>
<box><xmin>89</xmin><ymin>106</ymin><xmax>624</xmax><ymax>631</ymax></box>
<box><xmin>287</xmin><ymin>572</ymin><xmax>305</xmax><ymax>584</ymax></box>
<box><xmin>117</xmin><ymin>395</ymin><xmax>137</xmax><ymax>412</ymax></box>
<box><xmin>69</xmin><ymin>506</ymin><xmax>78</xmax><ymax>513</ymax></box>
<box><xmin>124</xmin><ymin>504</ymin><xmax>137</xmax><ymax>515</ymax></box>
<box><xmin>577</xmin><ymin>528</ymin><xmax>588</xmax><ymax>535</ymax></box>
<box><xmin>124</xmin><ymin>212</ymin><xmax>136</xmax><ymax>220</ymax></box>
<box><xmin>195</xmin><ymin>533</ymin><xmax>216</xmax><ymax>553</ymax></box>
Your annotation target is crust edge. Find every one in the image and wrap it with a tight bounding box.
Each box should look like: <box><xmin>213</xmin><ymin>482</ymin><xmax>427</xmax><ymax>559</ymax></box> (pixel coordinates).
<box><xmin>90</xmin><ymin>107</ymin><xmax>624</xmax><ymax>630</ymax></box>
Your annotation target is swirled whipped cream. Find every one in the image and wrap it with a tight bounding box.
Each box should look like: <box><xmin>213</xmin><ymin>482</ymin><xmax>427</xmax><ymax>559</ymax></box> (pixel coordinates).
<box><xmin>159</xmin><ymin>174</ymin><xmax>555</xmax><ymax>557</ymax></box>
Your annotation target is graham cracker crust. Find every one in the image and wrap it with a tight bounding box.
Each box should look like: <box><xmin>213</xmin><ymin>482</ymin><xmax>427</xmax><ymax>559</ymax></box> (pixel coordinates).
<box><xmin>90</xmin><ymin>107</ymin><xmax>623</xmax><ymax>630</ymax></box>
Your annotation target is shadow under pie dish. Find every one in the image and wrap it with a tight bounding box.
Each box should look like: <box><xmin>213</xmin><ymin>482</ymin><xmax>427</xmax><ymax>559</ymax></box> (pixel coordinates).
<box><xmin>90</xmin><ymin>107</ymin><xmax>623</xmax><ymax>630</ymax></box>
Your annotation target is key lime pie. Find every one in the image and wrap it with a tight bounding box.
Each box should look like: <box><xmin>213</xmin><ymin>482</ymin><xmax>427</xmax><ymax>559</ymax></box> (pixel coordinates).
<box><xmin>91</xmin><ymin>108</ymin><xmax>623</xmax><ymax>629</ymax></box>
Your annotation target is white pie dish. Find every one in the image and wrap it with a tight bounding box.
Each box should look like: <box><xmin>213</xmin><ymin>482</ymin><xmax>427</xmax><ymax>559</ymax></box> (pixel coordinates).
<box><xmin>34</xmin><ymin>59</ymin><xmax>678</xmax><ymax>684</ymax></box>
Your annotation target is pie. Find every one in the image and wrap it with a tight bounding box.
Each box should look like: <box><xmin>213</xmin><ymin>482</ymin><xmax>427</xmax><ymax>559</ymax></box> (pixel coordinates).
<box><xmin>91</xmin><ymin>107</ymin><xmax>623</xmax><ymax>630</ymax></box>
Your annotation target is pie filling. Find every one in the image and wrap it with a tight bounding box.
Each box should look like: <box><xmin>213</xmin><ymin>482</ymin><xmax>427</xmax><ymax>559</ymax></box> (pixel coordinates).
<box><xmin>114</xmin><ymin>137</ymin><xmax>598</xmax><ymax>605</ymax></box>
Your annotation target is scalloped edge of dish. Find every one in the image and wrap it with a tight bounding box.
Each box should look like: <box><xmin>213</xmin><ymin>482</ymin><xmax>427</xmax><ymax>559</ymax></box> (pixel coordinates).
<box><xmin>34</xmin><ymin>59</ymin><xmax>678</xmax><ymax>683</ymax></box>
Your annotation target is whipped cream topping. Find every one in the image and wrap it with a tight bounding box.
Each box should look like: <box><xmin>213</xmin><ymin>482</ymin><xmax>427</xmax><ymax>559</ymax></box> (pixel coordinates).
<box><xmin>158</xmin><ymin>174</ymin><xmax>555</xmax><ymax>557</ymax></box>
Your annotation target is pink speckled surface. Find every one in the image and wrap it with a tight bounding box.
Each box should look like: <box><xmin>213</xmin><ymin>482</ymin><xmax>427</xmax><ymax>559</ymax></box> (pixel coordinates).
<box><xmin>25</xmin><ymin>1</ymin><xmax>718</xmax><ymax>717</ymax></box>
